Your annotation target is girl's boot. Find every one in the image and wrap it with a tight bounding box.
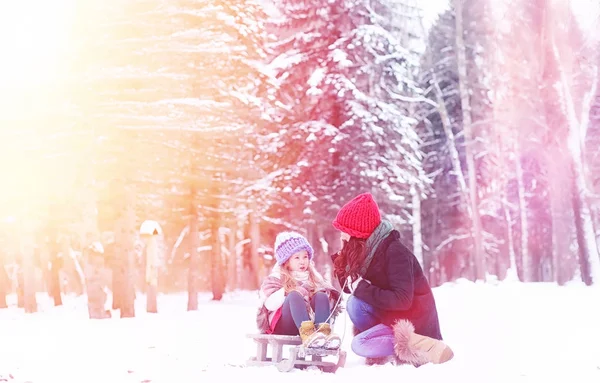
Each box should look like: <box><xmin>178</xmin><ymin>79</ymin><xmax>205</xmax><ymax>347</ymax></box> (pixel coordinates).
<box><xmin>316</xmin><ymin>323</ymin><xmax>341</xmax><ymax>349</ymax></box>
<box><xmin>298</xmin><ymin>320</ymin><xmax>326</xmax><ymax>348</ymax></box>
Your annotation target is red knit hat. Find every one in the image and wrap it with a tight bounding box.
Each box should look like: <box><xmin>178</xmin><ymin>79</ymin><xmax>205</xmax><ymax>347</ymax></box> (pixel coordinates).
<box><xmin>332</xmin><ymin>192</ymin><xmax>381</xmax><ymax>239</ymax></box>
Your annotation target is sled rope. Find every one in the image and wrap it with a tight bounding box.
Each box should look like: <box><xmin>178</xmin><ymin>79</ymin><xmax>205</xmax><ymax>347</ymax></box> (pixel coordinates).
<box><xmin>319</xmin><ymin>278</ymin><xmax>348</xmax><ymax>344</ymax></box>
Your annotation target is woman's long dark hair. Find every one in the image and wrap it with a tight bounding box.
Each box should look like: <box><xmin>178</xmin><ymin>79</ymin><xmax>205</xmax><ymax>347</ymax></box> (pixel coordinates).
<box><xmin>333</xmin><ymin>237</ymin><xmax>367</xmax><ymax>284</ymax></box>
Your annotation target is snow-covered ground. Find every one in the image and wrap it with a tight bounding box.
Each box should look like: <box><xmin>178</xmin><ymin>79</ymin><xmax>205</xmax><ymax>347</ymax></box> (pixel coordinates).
<box><xmin>1</xmin><ymin>280</ymin><xmax>599</xmax><ymax>383</ymax></box>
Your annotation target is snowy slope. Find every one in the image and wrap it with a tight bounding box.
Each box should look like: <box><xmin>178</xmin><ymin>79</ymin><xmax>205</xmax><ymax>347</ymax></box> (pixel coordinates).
<box><xmin>0</xmin><ymin>280</ymin><xmax>599</xmax><ymax>383</ymax></box>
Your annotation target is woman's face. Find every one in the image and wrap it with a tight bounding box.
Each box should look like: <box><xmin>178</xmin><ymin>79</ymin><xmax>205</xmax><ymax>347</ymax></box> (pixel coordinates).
<box><xmin>340</xmin><ymin>232</ymin><xmax>350</xmax><ymax>247</ymax></box>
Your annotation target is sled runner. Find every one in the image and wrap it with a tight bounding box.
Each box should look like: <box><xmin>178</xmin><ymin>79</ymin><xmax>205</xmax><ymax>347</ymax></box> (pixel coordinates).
<box><xmin>246</xmin><ymin>333</ymin><xmax>347</xmax><ymax>373</ymax></box>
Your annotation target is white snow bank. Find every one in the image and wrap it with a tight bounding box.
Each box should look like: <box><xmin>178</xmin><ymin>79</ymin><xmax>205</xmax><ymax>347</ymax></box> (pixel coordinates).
<box><xmin>0</xmin><ymin>280</ymin><xmax>598</xmax><ymax>382</ymax></box>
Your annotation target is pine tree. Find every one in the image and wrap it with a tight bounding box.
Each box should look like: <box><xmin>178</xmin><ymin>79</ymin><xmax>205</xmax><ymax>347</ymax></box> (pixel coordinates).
<box><xmin>263</xmin><ymin>0</ymin><xmax>428</xmax><ymax>267</ymax></box>
<box><xmin>71</xmin><ymin>0</ymin><xmax>273</xmax><ymax>306</ymax></box>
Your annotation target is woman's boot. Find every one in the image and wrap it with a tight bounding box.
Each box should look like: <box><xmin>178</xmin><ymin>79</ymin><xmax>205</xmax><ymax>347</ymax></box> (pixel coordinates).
<box><xmin>392</xmin><ymin>320</ymin><xmax>454</xmax><ymax>366</ymax></box>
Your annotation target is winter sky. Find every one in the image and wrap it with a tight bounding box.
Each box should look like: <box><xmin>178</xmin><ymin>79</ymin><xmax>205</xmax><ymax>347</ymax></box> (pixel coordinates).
<box><xmin>421</xmin><ymin>0</ymin><xmax>450</xmax><ymax>31</ymax></box>
<box><xmin>571</xmin><ymin>0</ymin><xmax>600</xmax><ymax>35</ymax></box>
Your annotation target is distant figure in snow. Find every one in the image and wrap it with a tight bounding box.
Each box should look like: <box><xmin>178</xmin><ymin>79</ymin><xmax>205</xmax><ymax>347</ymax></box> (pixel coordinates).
<box><xmin>256</xmin><ymin>232</ymin><xmax>342</xmax><ymax>349</ymax></box>
<box><xmin>331</xmin><ymin>192</ymin><xmax>454</xmax><ymax>366</ymax></box>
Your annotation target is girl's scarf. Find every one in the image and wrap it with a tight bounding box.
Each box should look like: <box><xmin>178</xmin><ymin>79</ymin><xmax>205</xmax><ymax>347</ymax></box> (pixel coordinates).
<box><xmin>291</xmin><ymin>270</ymin><xmax>309</xmax><ymax>282</ymax></box>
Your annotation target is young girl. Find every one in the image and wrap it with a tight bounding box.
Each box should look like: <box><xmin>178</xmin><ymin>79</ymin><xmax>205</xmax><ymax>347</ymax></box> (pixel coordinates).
<box><xmin>257</xmin><ymin>231</ymin><xmax>342</xmax><ymax>349</ymax></box>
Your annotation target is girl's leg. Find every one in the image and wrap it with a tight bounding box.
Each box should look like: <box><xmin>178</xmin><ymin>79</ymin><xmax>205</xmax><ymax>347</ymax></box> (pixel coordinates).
<box><xmin>346</xmin><ymin>295</ymin><xmax>381</xmax><ymax>333</ymax></box>
<box><xmin>351</xmin><ymin>323</ymin><xmax>395</xmax><ymax>358</ymax></box>
<box><xmin>310</xmin><ymin>291</ymin><xmax>331</xmax><ymax>326</ymax></box>
<box><xmin>274</xmin><ymin>291</ymin><xmax>325</xmax><ymax>348</ymax></box>
<box><xmin>273</xmin><ymin>291</ymin><xmax>310</xmax><ymax>335</ymax></box>
<box><xmin>311</xmin><ymin>291</ymin><xmax>341</xmax><ymax>349</ymax></box>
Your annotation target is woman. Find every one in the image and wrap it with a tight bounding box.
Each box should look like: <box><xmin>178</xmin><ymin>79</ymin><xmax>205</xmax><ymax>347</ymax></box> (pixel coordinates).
<box><xmin>331</xmin><ymin>192</ymin><xmax>454</xmax><ymax>366</ymax></box>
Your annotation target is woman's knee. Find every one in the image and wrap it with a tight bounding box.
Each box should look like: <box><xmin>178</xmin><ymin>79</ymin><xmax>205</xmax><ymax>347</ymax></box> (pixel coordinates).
<box><xmin>351</xmin><ymin>337</ymin><xmax>391</xmax><ymax>359</ymax></box>
<box><xmin>350</xmin><ymin>335</ymin><xmax>362</xmax><ymax>356</ymax></box>
<box><xmin>350</xmin><ymin>327</ymin><xmax>394</xmax><ymax>358</ymax></box>
<box><xmin>346</xmin><ymin>295</ymin><xmax>368</xmax><ymax>318</ymax></box>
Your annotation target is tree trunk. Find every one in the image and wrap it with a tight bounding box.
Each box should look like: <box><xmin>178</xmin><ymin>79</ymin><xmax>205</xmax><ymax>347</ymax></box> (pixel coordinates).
<box><xmin>146</xmin><ymin>284</ymin><xmax>157</xmax><ymax>313</ymax></box>
<box><xmin>227</xmin><ymin>221</ymin><xmax>237</xmax><ymax>291</ymax></box>
<box><xmin>417</xmin><ymin>12</ymin><xmax>470</xmax><ymax>200</ymax></box>
<box><xmin>17</xmin><ymin>267</ymin><xmax>24</xmax><ymax>308</ymax></box>
<box><xmin>0</xmin><ymin>254</ymin><xmax>8</xmax><ymax>308</ymax></box>
<box><xmin>210</xmin><ymin>234</ymin><xmax>224</xmax><ymax>301</ymax></box>
<box><xmin>410</xmin><ymin>184</ymin><xmax>424</xmax><ymax>267</ymax></box>
<box><xmin>248</xmin><ymin>201</ymin><xmax>261</xmax><ymax>289</ymax></box>
<box><xmin>306</xmin><ymin>222</ymin><xmax>324</xmax><ymax>273</ymax></box>
<box><xmin>84</xmin><ymin>247</ymin><xmax>111</xmax><ymax>319</ymax></box>
<box><xmin>454</xmin><ymin>0</ymin><xmax>485</xmax><ymax>281</ymax></box>
<box><xmin>570</xmin><ymin>158</ymin><xmax>596</xmax><ymax>285</ymax></box>
<box><xmin>514</xmin><ymin>147</ymin><xmax>530</xmax><ymax>281</ymax></box>
<box><xmin>145</xmin><ymin>235</ymin><xmax>159</xmax><ymax>313</ymax></box>
<box><xmin>187</xmin><ymin>204</ymin><xmax>199</xmax><ymax>311</ymax></box>
<box><xmin>48</xmin><ymin>237</ymin><xmax>62</xmax><ymax>306</ymax></box>
<box><xmin>240</xmin><ymin>222</ymin><xmax>254</xmax><ymax>291</ymax></box>
<box><xmin>546</xmin><ymin>149</ymin><xmax>572</xmax><ymax>285</ymax></box>
<box><xmin>210</xmin><ymin>209</ymin><xmax>225</xmax><ymax>301</ymax></box>
<box><xmin>21</xmin><ymin>231</ymin><xmax>37</xmax><ymax>314</ymax></box>
<box><xmin>115</xmin><ymin>200</ymin><xmax>136</xmax><ymax>318</ymax></box>
<box><xmin>425</xmin><ymin>197</ymin><xmax>441</xmax><ymax>285</ymax></box>
<box><xmin>49</xmin><ymin>259</ymin><xmax>62</xmax><ymax>306</ymax></box>
<box><xmin>551</xmin><ymin>31</ymin><xmax>600</xmax><ymax>284</ymax></box>
<box><xmin>316</xmin><ymin>224</ymin><xmax>334</xmax><ymax>282</ymax></box>
<box><xmin>501</xmin><ymin>193</ymin><xmax>519</xmax><ymax>281</ymax></box>
<box><xmin>111</xmin><ymin>260</ymin><xmax>122</xmax><ymax>310</ymax></box>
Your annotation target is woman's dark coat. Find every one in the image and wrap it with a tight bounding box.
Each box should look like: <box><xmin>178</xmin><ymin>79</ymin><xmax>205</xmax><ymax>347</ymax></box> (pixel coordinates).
<box><xmin>334</xmin><ymin>230</ymin><xmax>443</xmax><ymax>340</ymax></box>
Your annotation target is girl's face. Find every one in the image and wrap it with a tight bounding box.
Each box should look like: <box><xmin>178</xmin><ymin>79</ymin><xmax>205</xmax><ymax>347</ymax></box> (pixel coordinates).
<box><xmin>287</xmin><ymin>250</ymin><xmax>309</xmax><ymax>272</ymax></box>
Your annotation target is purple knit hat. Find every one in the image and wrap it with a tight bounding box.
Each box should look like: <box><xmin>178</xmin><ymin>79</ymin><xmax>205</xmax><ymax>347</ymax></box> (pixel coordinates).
<box><xmin>274</xmin><ymin>232</ymin><xmax>314</xmax><ymax>266</ymax></box>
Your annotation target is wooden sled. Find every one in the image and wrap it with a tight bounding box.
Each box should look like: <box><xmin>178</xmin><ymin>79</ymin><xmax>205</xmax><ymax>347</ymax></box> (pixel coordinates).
<box><xmin>246</xmin><ymin>333</ymin><xmax>347</xmax><ymax>373</ymax></box>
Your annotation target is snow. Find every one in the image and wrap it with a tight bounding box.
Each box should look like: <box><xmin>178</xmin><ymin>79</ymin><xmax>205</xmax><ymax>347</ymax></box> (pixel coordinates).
<box><xmin>307</xmin><ymin>68</ymin><xmax>326</xmax><ymax>96</ymax></box>
<box><xmin>0</xmin><ymin>281</ymin><xmax>599</xmax><ymax>382</ymax></box>
<box><xmin>269</xmin><ymin>50</ymin><xmax>306</xmax><ymax>72</ymax></box>
<box><xmin>331</xmin><ymin>49</ymin><xmax>353</xmax><ymax>67</ymax></box>
<box><xmin>139</xmin><ymin>220</ymin><xmax>163</xmax><ymax>236</ymax></box>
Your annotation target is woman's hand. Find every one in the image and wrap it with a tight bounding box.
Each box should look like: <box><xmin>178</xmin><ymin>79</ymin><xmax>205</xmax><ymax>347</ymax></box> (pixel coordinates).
<box><xmin>347</xmin><ymin>275</ymin><xmax>370</xmax><ymax>293</ymax></box>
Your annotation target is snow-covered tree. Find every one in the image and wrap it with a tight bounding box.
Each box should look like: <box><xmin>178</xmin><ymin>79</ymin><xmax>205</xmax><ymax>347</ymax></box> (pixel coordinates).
<box><xmin>263</xmin><ymin>0</ymin><xmax>429</xmax><ymax>272</ymax></box>
<box><xmin>488</xmin><ymin>0</ymin><xmax>599</xmax><ymax>284</ymax></box>
<box><xmin>71</xmin><ymin>0</ymin><xmax>273</xmax><ymax>306</ymax></box>
<box><xmin>416</xmin><ymin>0</ymin><xmax>496</xmax><ymax>283</ymax></box>
<box><xmin>544</xmin><ymin>0</ymin><xmax>600</xmax><ymax>284</ymax></box>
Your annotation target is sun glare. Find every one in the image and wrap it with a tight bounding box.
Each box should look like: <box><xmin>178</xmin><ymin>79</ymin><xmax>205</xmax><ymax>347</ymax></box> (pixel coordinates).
<box><xmin>0</xmin><ymin>0</ymin><xmax>78</xmax><ymax>221</ymax></box>
<box><xmin>0</xmin><ymin>0</ymin><xmax>75</xmax><ymax>108</ymax></box>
